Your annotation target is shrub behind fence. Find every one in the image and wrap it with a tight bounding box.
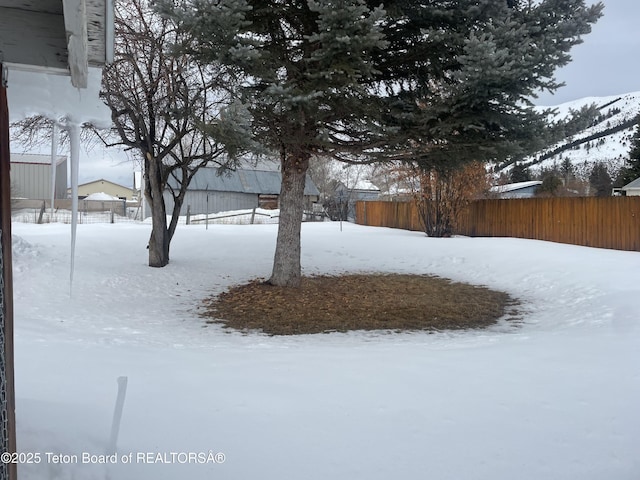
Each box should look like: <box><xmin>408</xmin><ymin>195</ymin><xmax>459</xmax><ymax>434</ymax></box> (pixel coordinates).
<box><xmin>356</xmin><ymin>197</ymin><xmax>640</xmax><ymax>252</ymax></box>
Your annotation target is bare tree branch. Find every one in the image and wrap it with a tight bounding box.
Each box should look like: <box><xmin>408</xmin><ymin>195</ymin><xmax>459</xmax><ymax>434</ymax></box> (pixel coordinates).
<box><xmin>101</xmin><ymin>0</ymin><xmax>251</xmax><ymax>266</ymax></box>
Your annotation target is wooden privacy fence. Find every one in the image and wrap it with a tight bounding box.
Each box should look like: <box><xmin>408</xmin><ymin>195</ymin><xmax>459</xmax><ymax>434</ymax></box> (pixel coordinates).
<box><xmin>355</xmin><ymin>197</ymin><xmax>640</xmax><ymax>252</ymax></box>
<box><xmin>356</xmin><ymin>200</ymin><xmax>423</xmax><ymax>232</ymax></box>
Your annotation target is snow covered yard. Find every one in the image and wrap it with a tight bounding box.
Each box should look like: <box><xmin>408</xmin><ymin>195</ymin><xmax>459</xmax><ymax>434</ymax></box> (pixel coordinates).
<box><xmin>11</xmin><ymin>221</ymin><xmax>640</xmax><ymax>480</ymax></box>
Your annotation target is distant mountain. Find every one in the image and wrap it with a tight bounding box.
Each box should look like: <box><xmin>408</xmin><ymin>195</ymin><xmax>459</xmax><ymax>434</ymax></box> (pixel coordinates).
<box><xmin>501</xmin><ymin>91</ymin><xmax>640</xmax><ymax>177</ymax></box>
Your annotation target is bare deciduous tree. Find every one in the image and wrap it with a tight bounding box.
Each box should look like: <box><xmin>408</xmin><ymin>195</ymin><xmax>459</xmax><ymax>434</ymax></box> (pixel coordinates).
<box><xmin>101</xmin><ymin>0</ymin><xmax>251</xmax><ymax>267</ymax></box>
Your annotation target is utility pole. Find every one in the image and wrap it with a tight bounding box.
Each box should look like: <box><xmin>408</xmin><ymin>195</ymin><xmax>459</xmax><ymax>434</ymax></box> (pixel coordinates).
<box><xmin>0</xmin><ymin>59</ymin><xmax>18</xmax><ymax>480</ymax></box>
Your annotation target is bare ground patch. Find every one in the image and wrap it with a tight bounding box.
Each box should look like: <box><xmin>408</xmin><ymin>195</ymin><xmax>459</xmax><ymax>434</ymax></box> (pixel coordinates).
<box><xmin>201</xmin><ymin>273</ymin><xmax>519</xmax><ymax>336</ymax></box>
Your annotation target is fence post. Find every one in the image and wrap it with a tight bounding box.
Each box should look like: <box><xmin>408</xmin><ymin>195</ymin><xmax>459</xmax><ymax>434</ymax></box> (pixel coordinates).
<box><xmin>186</xmin><ymin>205</ymin><xmax>191</xmax><ymax>225</ymax></box>
<box><xmin>110</xmin><ymin>209</ymin><xmax>114</xmax><ymax>224</ymax></box>
<box><xmin>37</xmin><ymin>201</ymin><xmax>46</xmax><ymax>224</ymax></box>
<box><xmin>1</xmin><ymin>59</ymin><xmax>18</xmax><ymax>480</ymax></box>
<box><xmin>206</xmin><ymin>193</ymin><xmax>209</xmax><ymax>230</ymax></box>
<box><xmin>250</xmin><ymin>207</ymin><xmax>256</xmax><ymax>224</ymax></box>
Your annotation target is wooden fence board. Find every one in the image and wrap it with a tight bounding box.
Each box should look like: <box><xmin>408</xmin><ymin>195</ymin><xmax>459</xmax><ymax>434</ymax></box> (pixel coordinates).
<box><xmin>355</xmin><ymin>197</ymin><xmax>640</xmax><ymax>252</ymax></box>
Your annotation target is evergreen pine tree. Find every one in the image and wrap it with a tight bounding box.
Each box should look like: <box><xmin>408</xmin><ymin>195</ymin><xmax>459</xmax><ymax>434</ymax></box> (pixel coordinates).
<box><xmin>537</xmin><ymin>172</ymin><xmax>562</xmax><ymax>197</ymax></box>
<box><xmin>375</xmin><ymin>0</ymin><xmax>603</xmax><ymax>170</ymax></box>
<box><xmin>510</xmin><ymin>163</ymin><xmax>532</xmax><ymax>183</ymax></box>
<box><xmin>617</xmin><ymin>114</ymin><xmax>640</xmax><ymax>186</ymax></box>
<box><xmin>560</xmin><ymin>158</ymin><xmax>575</xmax><ymax>184</ymax></box>
<box><xmin>589</xmin><ymin>162</ymin><xmax>612</xmax><ymax>197</ymax></box>
<box><xmin>157</xmin><ymin>0</ymin><xmax>389</xmax><ymax>286</ymax></box>
<box><xmin>157</xmin><ymin>0</ymin><xmax>603</xmax><ymax>285</ymax></box>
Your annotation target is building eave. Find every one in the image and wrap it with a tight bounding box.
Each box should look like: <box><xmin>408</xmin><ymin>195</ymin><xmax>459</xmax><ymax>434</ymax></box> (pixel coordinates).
<box><xmin>0</xmin><ymin>0</ymin><xmax>113</xmax><ymax>88</ymax></box>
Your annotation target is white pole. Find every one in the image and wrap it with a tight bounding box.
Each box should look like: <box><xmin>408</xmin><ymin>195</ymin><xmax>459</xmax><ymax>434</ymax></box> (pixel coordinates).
<box><xmin>69</xmin><ymin>123</ymin><xmax>80</xmax><ymax>294</ymax></box>
<box><xmin>140</xmin><ymin>162</ymin><xmax>146</xmax><ymax>221</ymax></box>
<box><xmin>50</xmin><ymin>123</ymin><xmax>59</xmax><ymax>219</ymax></box>
<box><xmin>108</xmin><ymin>376</ymin><xmax>128</xmax><ymax>455</ymax></box>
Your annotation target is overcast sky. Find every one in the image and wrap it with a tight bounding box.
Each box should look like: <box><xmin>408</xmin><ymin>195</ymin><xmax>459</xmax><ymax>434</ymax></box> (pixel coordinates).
<box><xmin>533</xmin><ymin>0</ymin><xmax>640</xmax><ymax>106</ymax></box>
<box><xmin>9</xmin><ymin>0</ymin><xmax>639</xmax><ymax>188</ymax></box>
<box><xmin>90</xmin><ymin>0</ymin><xmax>640</xmax><ymax>185</ymax></box>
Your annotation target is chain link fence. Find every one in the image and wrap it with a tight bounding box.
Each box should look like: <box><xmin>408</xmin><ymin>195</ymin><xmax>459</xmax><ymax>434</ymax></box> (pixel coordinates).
<box><xmin>12</xmin><ymin>199</ymin><xmax>142</xmax><ymax>224</ymax></box>
<box><xmin>0</xmin><ymin>229</ymin><xmax>9</xmax><ymax>480</ymax></box>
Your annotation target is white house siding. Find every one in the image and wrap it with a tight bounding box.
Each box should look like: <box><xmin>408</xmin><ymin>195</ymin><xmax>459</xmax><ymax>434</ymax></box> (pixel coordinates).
<box><xmin>10</xmin><ymin>161</ymin><xmax>67</xmax><ymax>199</ymax></box>
<box><xmin>498</xmin><ymin>185</ymin><xmax>540</xmax><ymax>199</ymax></box>
<box><xmin>621</xmin><ymin>177</ymin><xmax>640</xmax><ymax>196</ymax></box>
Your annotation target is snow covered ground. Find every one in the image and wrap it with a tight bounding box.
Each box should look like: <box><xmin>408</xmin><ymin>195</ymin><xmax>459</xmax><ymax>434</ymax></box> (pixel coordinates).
<box><xmin>11</xmin><ymin>221</ymin><xmax>640</xmax><ymax>480</ymax></box>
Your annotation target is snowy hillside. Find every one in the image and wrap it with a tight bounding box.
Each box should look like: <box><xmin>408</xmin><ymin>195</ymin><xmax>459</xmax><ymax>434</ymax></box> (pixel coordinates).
<box><xmin>525</xmin><ymin>91</ymin><xmax>640</xmax><ymax>175</ymax></box>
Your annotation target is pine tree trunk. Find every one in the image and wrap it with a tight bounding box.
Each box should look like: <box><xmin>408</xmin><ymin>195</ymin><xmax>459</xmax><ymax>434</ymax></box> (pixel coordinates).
<box><xmin>269</xmin><ymin>153</ymin><xmax>310</xmax><ymax>287</ymax></box>
<box><xmin>145</xmin><ymin>153</ymin><xmax>170</xmax><ymax>267</ymax></box>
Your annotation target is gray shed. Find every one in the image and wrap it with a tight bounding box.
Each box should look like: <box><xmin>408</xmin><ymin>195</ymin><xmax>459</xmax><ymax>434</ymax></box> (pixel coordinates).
<box><xmin>157</xmin><ymin>167</ymin><xmax>320</xmax><ymax>217</ymax></box>
<box><xmin>335</xmin><ymin>180</ymin><xmax>381</xmax><ymax>202</ymax></box>
<box><xmin>10</xmin><ymin>153</ymin><xmax>67</xmax><ymax>200</ymax></box>
<box><xmin>333</xmin><ymin>180</ymin><xmax>380</xmax><ymax>221</ymax></box>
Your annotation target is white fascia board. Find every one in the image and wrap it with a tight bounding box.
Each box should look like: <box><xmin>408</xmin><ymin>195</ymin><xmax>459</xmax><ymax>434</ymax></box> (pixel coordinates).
<box><xmin>62</xmin><ymin>0</ymin><xmax>89</xmax><ymax>88</ymax></box>
<box><xmin>105</xmin><ymin>0</ymin><xmax>115</xmax><ymax>64</ymax></box>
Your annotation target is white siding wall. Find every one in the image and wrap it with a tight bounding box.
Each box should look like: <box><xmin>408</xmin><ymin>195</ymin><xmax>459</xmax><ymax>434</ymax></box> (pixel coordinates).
<box><xmin>499</xmin><ymin>185</ymin><xmax>539</xmax><ymax>199</ymax></box>
<box><xmin>145</xmin><ymin>191</ymin><xmax>260</xmax><ymax>218</ymax></box>
<box><xmin>178</xmin><ymin>191</ymin><xmax>259</xmax><ymax>215</ymax></box>
<box><xmin>11</xmin><ymin>162</ymin><xmax>67</xmax><ymax>200</ymax></box>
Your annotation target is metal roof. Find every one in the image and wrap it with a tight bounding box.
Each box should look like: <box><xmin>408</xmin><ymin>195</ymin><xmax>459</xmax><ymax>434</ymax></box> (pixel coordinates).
<box><xmin>170</xmin><ymin>168</ymin><xmax>320</xmax><ymax>196</ymax></box>
<box><xmin>490</xmin><ymin>180</ymin><xmax>543</xmax><ymax>194</ymax></box>
<box><xmin>10</xmin><ymin>153</ymin><xmax>66</xmax><ymax>165</ymax></box>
